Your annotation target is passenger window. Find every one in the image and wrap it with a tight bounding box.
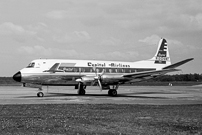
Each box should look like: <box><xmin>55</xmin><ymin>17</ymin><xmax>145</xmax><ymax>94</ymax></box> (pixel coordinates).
<box><xmin>115</xmin><ymin>69</ymin><xmax>118</xmax><ymax>73</ymax></box>
<box><xmin>99</xmin><ymin>68</ymin><xmax>105</xmax><ymax>73</ymax></box>
<box><xmin>109</xmin><ymin>69</ymin><xmax>112</xmax><ymax>73</ymax></box>
<box><xmin>74</xmin><ymin>68</ymin><xmax>78</xmax><ymax>72</ymax></box>
<box><xmin>64</xmin><ymin>68</ymin><xmax>73</xmax><ymax>72</ymax></box>
<box><xmin>85</xmin><ymin>67</ymin><xmax>90</xmax><ymax>72</ymax></box>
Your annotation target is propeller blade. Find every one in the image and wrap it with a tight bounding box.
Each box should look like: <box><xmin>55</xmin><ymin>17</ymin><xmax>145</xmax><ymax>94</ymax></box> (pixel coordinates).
<box><xmin>91</xmin><ymin>80</ymin><xmax>96</xmax><ymax>86</ymax></box>
<box><xmin>93</xmin><ymin>66</ymin><xmax>97</xmax><ymax>76</ymax></box>
<box><xmin>101</xmin><ymin>69</ymin><xmax>105</xmax><ymax>75</ymax></box>
<box><xmin>93</xmin><ymin>67</ymin><xmax>105</xmax><ymax>91</ymax></box>
<box><xmin>78</xmin><ymin>82</ymin><xmax>81</xmax><ymax>90</ymax></box>
<box><xmin>97</xmin><ymin>79</ymin><xmax>102</xmax><ymax>91</ymax></box>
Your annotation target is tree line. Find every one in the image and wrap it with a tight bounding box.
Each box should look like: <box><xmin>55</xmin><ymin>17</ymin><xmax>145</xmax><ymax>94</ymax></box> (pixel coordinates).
<box><xmin>152</xmin><ymin>73</ymin><xmax>202</xmax><ymax>82</ymax></box>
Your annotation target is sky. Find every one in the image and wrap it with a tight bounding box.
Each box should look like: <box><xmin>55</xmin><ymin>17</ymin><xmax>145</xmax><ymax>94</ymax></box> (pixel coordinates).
<box><xmin>0</xmin><ymin>0</ymin><xmax>201</xmax><ymax>76</ymax></box>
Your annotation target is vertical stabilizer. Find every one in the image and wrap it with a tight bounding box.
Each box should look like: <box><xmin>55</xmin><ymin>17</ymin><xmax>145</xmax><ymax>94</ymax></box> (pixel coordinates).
<box><xmin>150</xmin><ymin>38</ymin><xmax>171</xmax><ymax>65</ymax></box>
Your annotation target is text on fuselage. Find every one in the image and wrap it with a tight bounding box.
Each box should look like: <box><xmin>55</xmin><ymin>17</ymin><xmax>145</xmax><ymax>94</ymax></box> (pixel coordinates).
<box><xmin>87</xmin><ymin>62</ymin><xmax>130</xmax><ymax>68</ymax></box>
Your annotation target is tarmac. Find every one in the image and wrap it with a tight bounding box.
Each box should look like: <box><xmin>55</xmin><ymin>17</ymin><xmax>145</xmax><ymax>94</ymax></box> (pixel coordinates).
<box><xmin>0</xmin><ymin>85</ymin><xmax>202</xmax><ymax>105</ymax></box>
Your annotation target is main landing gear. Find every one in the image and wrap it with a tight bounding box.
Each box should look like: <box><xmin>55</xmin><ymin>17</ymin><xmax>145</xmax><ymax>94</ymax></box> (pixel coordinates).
<box><xmin>108</xmin><ymin>89</ymin><xmax>117</xmax><ymax>96</ymax></box>
<box><xmin>77</xmin><ymin>83</ymin><xmax>119</xmax><ymax>96</ymax></box>
<box><xmin>107</xmin><ymin>85</ymin><xmax>119</xmax><ymax>97</ymax></box>
<box><xmin>77</xmin><ymin>83</ymin><xmax>86</xmax><ymax>95</ymax></box>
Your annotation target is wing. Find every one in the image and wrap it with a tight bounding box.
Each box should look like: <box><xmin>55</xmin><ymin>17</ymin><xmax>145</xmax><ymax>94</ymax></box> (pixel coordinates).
<box><xmin>123</xmin><ymin>68</ymin><xmax>180</xmax><ymax>78</ymax></box>
<box><xmin>123</xmin><ymin>58</ymin><xmax>194</xmax><ymax>79</ymax></box>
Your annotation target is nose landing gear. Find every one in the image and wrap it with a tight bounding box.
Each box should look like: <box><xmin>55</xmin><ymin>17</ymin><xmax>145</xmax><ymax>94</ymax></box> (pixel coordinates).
<box><xmin>37</xmin><ymin>87</ymin><xmax>44</xmax><ymax>97</ymax></box>
<box><xmin>37</xmin><ymin>92</ymin><xmax>44</xmax><ymax>97</ymax></box>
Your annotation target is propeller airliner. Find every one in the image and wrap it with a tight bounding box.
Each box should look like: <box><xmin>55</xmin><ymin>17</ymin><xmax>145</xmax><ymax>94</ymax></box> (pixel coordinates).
<box><xmin>13</xmin><ymin>38</ymin><xmax>193</xmax><ymax>97</ymax></box>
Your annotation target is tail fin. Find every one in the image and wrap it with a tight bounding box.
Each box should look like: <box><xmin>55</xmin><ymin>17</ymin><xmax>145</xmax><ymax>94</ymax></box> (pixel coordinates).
<box><xmin>150</xmin><ymin>38</ymin><xmax>171</xmax><ymax>66</ymax></box>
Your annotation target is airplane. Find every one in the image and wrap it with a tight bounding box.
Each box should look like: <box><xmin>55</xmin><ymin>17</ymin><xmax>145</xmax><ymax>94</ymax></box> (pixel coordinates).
<box><xmin>13</xmin><ymin>38</ymin><xmax>193</xmax><ymax>97</ymax></box>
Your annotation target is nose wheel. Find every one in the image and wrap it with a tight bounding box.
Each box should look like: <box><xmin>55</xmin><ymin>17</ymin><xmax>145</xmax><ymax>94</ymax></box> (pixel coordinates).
<box><xmin>37</xmin><ymin>87</ymin><xmax>44</xmax><ymax>97</ymax></box>
<box><xmin>37</xmin><ymin>92</ymin><xmax>44</xmax><ymax>97</ymax></box>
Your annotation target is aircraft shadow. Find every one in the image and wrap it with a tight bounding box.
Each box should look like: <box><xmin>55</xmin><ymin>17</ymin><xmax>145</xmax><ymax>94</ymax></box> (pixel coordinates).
<box><xmin>17</xmin><ymin>91</ymin><xmax>176</xmax><ymax>99</ymax></box>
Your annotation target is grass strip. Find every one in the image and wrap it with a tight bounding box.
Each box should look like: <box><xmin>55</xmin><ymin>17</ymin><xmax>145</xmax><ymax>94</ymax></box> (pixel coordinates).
<box><xmin>0</xmin><ymin>104</ymin><xmax>201</xmax><ymax>135</ymax></box>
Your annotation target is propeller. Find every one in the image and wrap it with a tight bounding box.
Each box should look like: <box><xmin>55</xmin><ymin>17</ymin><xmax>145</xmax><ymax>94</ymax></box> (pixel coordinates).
<box><xmin>93</xmin><ymin>66</ymin><xmax>105</xmax><ymax>91</ymax></box>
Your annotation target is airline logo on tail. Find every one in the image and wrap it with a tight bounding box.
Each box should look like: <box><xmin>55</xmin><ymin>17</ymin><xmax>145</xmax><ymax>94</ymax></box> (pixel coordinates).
<box><xmin>155</xmin><ymin>39</ymin><xmax>169</xmax><ymax>64</ymax></box>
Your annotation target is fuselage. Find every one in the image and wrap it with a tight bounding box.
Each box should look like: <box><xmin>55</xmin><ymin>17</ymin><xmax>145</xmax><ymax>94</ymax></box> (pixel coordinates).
<box><xmin>13</xmin><ymin>58</ymin><xmax>164</xmax><ymax>86</ymax></box>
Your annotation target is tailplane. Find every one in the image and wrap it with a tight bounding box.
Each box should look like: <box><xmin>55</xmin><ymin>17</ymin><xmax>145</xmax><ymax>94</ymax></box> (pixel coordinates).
<box><xmin>163</xmin><ymin>58</ymin><xmax>194</xmax><ymax>69</ymax></box>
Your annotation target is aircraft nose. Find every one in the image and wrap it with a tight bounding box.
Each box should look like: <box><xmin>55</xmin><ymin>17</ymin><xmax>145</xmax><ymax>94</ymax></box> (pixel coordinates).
<box><xmin>13</xmin><ymin>71</ymin><xmax>22</xmax><ymax>82</ymax></box>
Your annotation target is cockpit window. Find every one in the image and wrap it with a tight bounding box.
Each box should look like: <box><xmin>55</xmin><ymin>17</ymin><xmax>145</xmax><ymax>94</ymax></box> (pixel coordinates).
<box><xmin>27</xmin><ymin>62</ymin><xmax>35</xmax><ymax>68</ymax></box>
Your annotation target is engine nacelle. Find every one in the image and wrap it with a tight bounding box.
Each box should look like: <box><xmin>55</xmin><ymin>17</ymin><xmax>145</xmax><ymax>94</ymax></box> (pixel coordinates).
<box><xmin>77</xmin><ymin>74</ymin><xmax>128</xmax><ymax>86</ymax></box>
<box><xmin>100</xmin><ymin>74</ymin><xmax>126</xmax><ymax>84</ymax></box>
<box><xmin>81</xmin><ymin>76</ymin><xmax>95</xmax><ymax>82</ymax></box>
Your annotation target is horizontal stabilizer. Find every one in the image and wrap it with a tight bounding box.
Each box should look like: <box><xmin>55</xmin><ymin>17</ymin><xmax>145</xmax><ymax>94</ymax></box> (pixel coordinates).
<box><xmin>163</xmin><ymin>58</ymin><xmax>194</xmax><ymax>69</ymax></box>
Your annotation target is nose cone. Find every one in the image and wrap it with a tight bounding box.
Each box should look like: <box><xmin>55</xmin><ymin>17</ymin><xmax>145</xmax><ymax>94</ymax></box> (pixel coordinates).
<box><xmin>13</xmin><ymin>71</ymin><xmax>22</xmax><ymax>82</ymax></box>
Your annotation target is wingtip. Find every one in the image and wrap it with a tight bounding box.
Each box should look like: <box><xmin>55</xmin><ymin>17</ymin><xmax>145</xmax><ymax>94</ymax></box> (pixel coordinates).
<box><xmin>187</xmin><ymin>58</ymin><xmax>194</xmax><ymax>61</ymax></box>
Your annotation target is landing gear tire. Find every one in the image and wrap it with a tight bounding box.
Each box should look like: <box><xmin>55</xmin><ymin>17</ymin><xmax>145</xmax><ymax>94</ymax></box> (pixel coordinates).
<box><xmin>108</xmin><ymin>89</ymin><xmax>117</xmax><ymax>97</ymax></box>
<box><xmin>77</xmin><ymin>83</ymin><xmax>86</xmax><ymax>95</ymax></box>
<box><xmin>77</xmin><ymin>89</ymin><xmax>86</xmax><ymax>95</ymax></box>
<box><xmin>37</xmin><ymin>92</ymin><xmax>44</xmax><ymax>97</ymax></box>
